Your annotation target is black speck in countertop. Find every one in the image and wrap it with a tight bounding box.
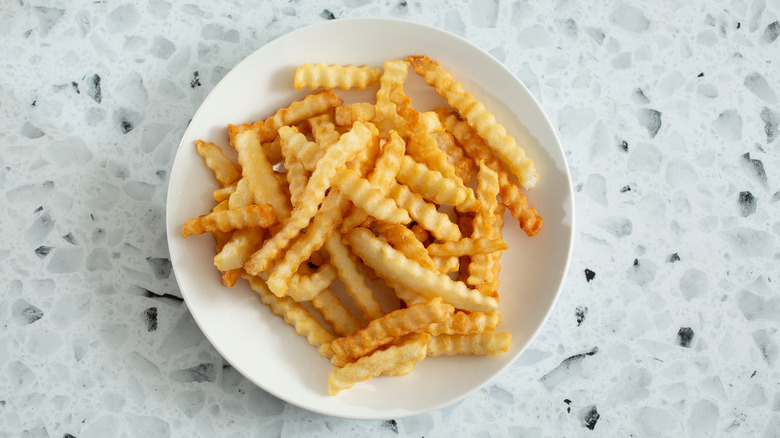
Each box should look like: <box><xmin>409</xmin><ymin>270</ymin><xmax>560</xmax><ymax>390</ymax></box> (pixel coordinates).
<box><xmin>575</xmin><ymin>306</ymin><xmax>588</xmax><ymax>326</ymax></box>
<box><xmin>382</xmin><ymin>420</ymin><xmax>398</xmax><ymax>434</ymax></box>
<box><xmin>62</xmin><ymin>233</ymin><xmax>76</xmax><ymax>244</ymax></box>
<box><xmin>35</xmin><ymin>246</ymin><xmax>52</xmax><ymax>258</ymax></box>
<box><xmin>676</xmin><ymin>327</ymin><xmax>694</xmax><ymax>348</ymax></box>
<box><xmin>0</xmin><ymin>400</ymin><xmax>5</xmax><ymax>407</ymax></box>
<box><xmin>120</xmin><ymin>117</ymin><xmax>134</xmax><ymax>134</ymax></box>
<box><xmin>633</xmin><ymin>258</ymin><xmax>640</xmax><ymax>267</ymax></box>
<box><xmin>738</xmin><ymin>191</ymin><xmax>756</xmax><ymax>216</ymax></box>
<box><xmin>34</xmin><ymin>206</ymin><xmax>43</xmax><ymax>213</ymax></box>
<box><xmin>620</xmin><ymin>185</ymin><xmax>631</xmax><ymax>193</ymax></box>
<box><xmin>190</xmin><ymin>71</ymin><xmax>201</xmax><ymax>89</ymax></box>
<box><xmin>144</xmin><ymin>307</ymin><xmax>158</xmax><ymax>332</ymax></box>
<box><xmin>156</xmin><ymin>170</ymin><xmax>167</xmax><ymax>180</ymax></box>
<box><xmin>31</xmin><ymin>99</ymin><xmax>37</xmax><ymax>107</ymax></box>
<box><xmin>398</xmin><ymin>0</ymin><xmax>407</xmax><ymax>8</ymax></box>
<box><xmin>750</xmin><ymin>370</ymin><xmax>757</xmax><ymax>378</ymax></box>
<box><xmin>584</xmin><ymin>268</ymin><xmax>595</xmax><ymax>282</ymax></box>
<box><xmin>138</xmin><ymin>287</ymin><xmax>184</xmax><ymax>305</ymax></box>
<box><xmin>146</xmin><ymin>257</ymin><xmax>172</xmax><ymax>279</ymax></box>
<box><xmin>63</xmin><ymin>433</ymin><xmax>77</xmax><ymax>438</ymax></box>
<box><xmin>564</xmin><ymin>398</ymin><xmax>572</xmax><ymax>413</ymax></box>
<box><xmin>697</xmin><ymin>72</ymin><xmax>705</xmax><ymax>78</ymax></box>
<box><xmin>741</xmin><ymin>152</ymin><xmax>767</xmax><ymax>186</ymax></box>
<box><xmin>579</xmin><ymin>405</ymin><xmax>600</xmax><ymax>430</ymax></box>
<box><xmin>170</xmin><ymin>363</ymin><xmax>216</xmax><ymax>383</ymax></box>
<box><xmin>88</xmin><ymin>74</ymin><xmax>102</xmax><ymax>103</ymax></box>
<box><xmin>320</xmin><ymin>9</ymin><xmax>336</xmax><ymax>20</ymax></box>
<box><xmin>619</xmin><ymin>140</ymin><xmax>628</xmax><ymax>152</ymax></box>
<box><xmin>71</xmin><ymin>81</ymin><xmax>80</xmax><ymax>94</ymax></box>
<box><xmin>668</xmin><ymin>253</ymin><xmax>681</xmax><ymax>263</ymax></box>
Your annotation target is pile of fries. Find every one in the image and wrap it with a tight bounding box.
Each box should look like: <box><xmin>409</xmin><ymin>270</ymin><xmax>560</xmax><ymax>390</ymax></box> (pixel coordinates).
<box><xmin>181</xmin><ymin>55</ymin><xmax>542</xmax><ymax>395</ymax></box>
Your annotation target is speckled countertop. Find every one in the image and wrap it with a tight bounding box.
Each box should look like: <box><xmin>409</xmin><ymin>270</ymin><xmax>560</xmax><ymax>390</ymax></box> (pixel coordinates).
<box><xmin>1</xmin><ymin>1</ymin><xmax>779</xmax><ymax>437</ymax></box>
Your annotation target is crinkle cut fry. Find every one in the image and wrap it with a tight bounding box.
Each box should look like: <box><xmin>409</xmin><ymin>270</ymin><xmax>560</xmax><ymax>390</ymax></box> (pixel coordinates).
<box><xmin>426</xmin><ymin>236</ymin><xmax>508</xmax><ymax>257</ymax></box>
<box><xmin>310</xmin><ymin>286</ymin><xmax>364</xmax><ymax>337</ymax></box>
<box><xmin>431</xmin><ymin>131</ymin><xmax>475</xmax><ymax>185</ymax></box>
<box><xmin>323</xmin><ymin>234</ymin><xmax>384</xmax><ymax>322</ymax></box>
<box><xmin>345</xmin><ymin>227</ymin><xmax>497</xmax><ymax>313</ymax></box>
<box><xmin>243</xmin><ymin>122</ymin><xmax>376</xmax><ymax>275</ymax></box>
<box><xmin>426</xmin><ymin>333</ymin><xmax>511</xmax><ymax>357</ymax></box>
<box><xmin>424</xmin><ymin>311</ymin><xmax>501</xmax><ymax>336</ymax></box>
<box><xmin>308</xmin><ymin>114</ymin><xmax>341</xmax><ymax>150</ymax></box>
<box><xmin>468</xmin><ymin>161</ymin><xmax>500</xmax><ymax>287</ymax></box>
<box><xmin>387</xmin><ymin>183</ymin><xmax>461</xmax><ymax>242</ymax></box>
<box><xmin>242</xmin><ymin>274</ymin><xmax>336</xmax><ymax>360</ymax></box>
<box><xmin>340</xmin><ymin>130</ymin><xmax>406</xmax><ymax>233</ymax></box>
<box><xmin>214</xmin><ymin>228</ymin><xmax>265</xmax><ymax>271</ymax></box>
<box><xmin>334</xmin><ymin>103</ymin><xmax>376</xmax><ymax>126</ymax></box>
<box><xmin>229</xmin><ymin>89</ymin><xmax>343</xmax><ymax>143</ymax></box>
<box><xmin>372</xmin><ymin>221</ymin><xmax>436</xmax><ymax>270</ymax></box>
<box><xmin>330</xmin><ymin>297</ymin><xmax>451</xmax><ymax>361</ymax></box>
<box><xmin>285</xmin><ymin>263</ymin><xmax>338</xmax><ymax>302</ymax></box>
<box><xmin>408</xmin><ymin>55</ymin><xmax>538</xmax><ymax>190</ymax></box>
<box><xmin>282</xmin><ymin>140</ymin><xmax>309</xmax><ymax>207</ymax></box>
<box><xmin>232</xmin><ymin>130</ymin><xmax>292</xmax><ymax>220</ymax></box>
<box><xmin>396</xmin><ymin>155</ymin><xmax>477</xmax><ymax>212</ymax></box>
<box><xmin>329</xmin><ymin>333</ymin><xmax>430</xmax><ymax>395</ymax></box>
<box><xmin>374</xmin><ymin>60</ymin><xmax>409</xmax><ymax>122</ymax></box>
<box><xmin>294</xmin><ymin>63</ymin><xmax>381</xmax><ymax>90</ymax></box>
<box><xmin>331</xmin><ymin>167</ymin><xmax>411</xmax><ymax>224</ymax></box>
<box><xmin>195</xmin><ymin>140</ymin><xmax>241</xmax><ymax>187</ymax></box>
<box><xmin>437</xmin><ymin>108</ymin><xmax>543</xmax><ymax>236</ymax></box>
<box><xmin>181</xmin><ymin>204</ymin><xmax>278</xmax><ymax>237</ymax></box>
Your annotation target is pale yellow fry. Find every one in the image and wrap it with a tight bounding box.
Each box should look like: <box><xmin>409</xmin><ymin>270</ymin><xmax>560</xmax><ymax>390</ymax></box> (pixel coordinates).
<box><xmin>424</xmin><ymin>311</ymin><xmax>500</xmax><ymax>336</ymax></box>
<box><xmin>242</xmin><ymin>274</ymin><xmax>336</xmax><ymax>360</ymax></box>
<box><xmin>265</xmin><ymin>191</ymin><xmax>349</xmax><ymax>296</ymax></box>
<box><xmin>420</xmin><ymin>111</ymin><xmax>444</xmax><ymax>134</ymax></box>
<box><xmin>334</xmin><ymin>103</ymin><xmax>376</xmax><ymax>126</ymax></box>
<box><xmin>195</xmin><ymin>139</ymin><xmax>241</xmax><ymax>187</ymax></box>
<box><xmin>310</xmin><ymin>287</ymin><xmax>364</xmax><ymax>337</ymax></box>
<box><xmin>389</xmin><ymin>84</ymin><xmax>461</xmax><ymax>184</ymax></box>
<box><xmin>329</xmin><ymin>333</ymin><xmax>430</xmax><ymax>395</ymax></box>
<box><xmin>214</xmin><ymin>228</ymin><xmax>265</xmax><ymax>271</ymax></box>
<box><xmin>396</xmin><ymin>155</ymin><xmax>477</xmax><ymax>212</ymax></box>
<box><xmin>244</xmin><ymin>122</ymin><xmax>375</xmax><ymax>275</ymax></box>
<box><xmin>387</xmin><ymin>183</ymin><xmax>461</xmax><ymax>241</ymax></box>
<box><xmin>331</xmin><ymin>297</ymin><xmax>451</xmax><ymax>361</ymax></box>
<box><xmin>181</xmin><ymin>204</ymin><xmax>278</xmax><ymax>237</ymax></box>
<box><xmin>408</xmin><ymin>55</ymin><xmax>538</xmax><ymax>189</ymax></box>
<box><xmin>374</xmin><ymin>60</ymin><xmax>408</xmax><ymax>122</ymax></box>
<box><xmin>331</xmin><ymin>168</ymin><xmax>411</xmax><ymax>224</ymax></box>
<box><xmin>282</xmin><ymin>140</ymin><xmax>309</xmax><ymax>207</ymax></box>
<box><xmin>389</xmin><ymin>282</ymin><xmax>428</xmax><ymax>307</ymax></box>
<box><xmin>340</xmin><ymin>130</ymin><xmax>406</xmax><ymax>233</ymax></box>
<box><xmin>468</xmin><ymin>162</ymin><xmax>500</xmax><ymax>286</ymax></box>
<box><xmin>431</xmin><ymin>131</ymin><xmax>475</xmax><ymax>185</ymax></box>
<box><xmin>323</xmin><ymin>234</ymin><xmax>384</xmax><ymax>322</ymax></box>
<box><xmin>282</xmin><ymin>127</ymin><xmax>323</xmax><ymax>171</ymax></box>
<box><xmin>233</xmin><ymin>130</ymin><xmax>292</xmax><ymax>220</ymax></box>
<box><xmin>285</xmin><ymin>263</ymin><xmax>338</xmax><ymax>302</ymax></box>
<box><xmin>229</xmin><ymin>89</ymin><xmax>343</xmax><ymax>143</ymax></box>
<box><xmin>372</xmin><ymin>221</ymin><xmax>435</xmax><ymax>270</ymax></box>
<box><xmin>438</xmin><ymin>109</ymin><xmax>542</xmax><ymax>236</ymax></box>
<box><xmin>382</xmin><ymin>361</ymin><xmax>416</xmax><ymax>376</ymax></box>
<box><xmin>346</xmin><ymin>228</ymin><xmax>497</xmax><ymax>313</ymax></box>
<box><xmin>426</xmin><ymin>333</ymin><xmax>511</xmax><ymax>357</ymax></box>
<box><xmin>213</xmin><ymin>182</ymin><xmax>237</xmax><ymax>203</ymax></box>
<box><xmin>431</xmin><ymin>256</ymin><xmax>459</xmax><ymax>274</ymax></box>
<box><xmin>294</xmin><ymin>63</ymin><xmax>381</xmax><ymax>90</ymax></box>
<box><xmin>228</xmin><ymin>177</ymin><xmax>253</xmax><ymax>209</ymax></box>
<box><xmin>308</xmin><ymin>114</ymin><xmax>341</xmax><ymax>149</ymax></box>
<box><xmin>427</xmin><ymin>237</ymin><xmax>508</xmax><ymax>257</ymax></box>
<box><xmin>477</xmin><ymin>204</ymin><xmax>505</xmax><ymax>298</ymax></box>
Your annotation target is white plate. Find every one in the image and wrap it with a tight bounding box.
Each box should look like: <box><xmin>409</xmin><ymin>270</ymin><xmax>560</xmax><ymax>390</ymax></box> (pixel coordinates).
<box><xmin>166</xmin><ymin>17</ymin><xmax>574</xmax><ymax>420</ymax></box>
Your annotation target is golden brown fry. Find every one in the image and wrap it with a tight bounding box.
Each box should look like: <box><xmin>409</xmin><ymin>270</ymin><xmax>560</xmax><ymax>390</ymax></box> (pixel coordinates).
<box><xmin>282</xmin><ymin>140</ymin><xmax>309</xmax><ymax>207</ymax></box>
<box><xmin>396</xmin><ymin>155</ymin><xmax>477</xmax><ymax>211</ymax></box>
<box><xmin>331</xmin><ymin>168</ymin><xmax>411</xmax><ymax>224</ymax></box>
<box><xmin>372</xmin><ymin>222</ymin><xmax>435</xmax><ymax>270</ymax></box>
<box><xmin>437</xmin><ymin>109</ymin><xmax>542</xmax><ymax>236</ymax></box>
<box><xmin>181</xmin><ymin>204</ymin><xmax>278</xmax><ymax>237</ymax></box>
<box><xmin>382</xmin><ymin>361</ymin><xmax>416</xmax><ymax>376</ymax></box>
<box><xmin>410</xmin><ymin>224</ymin><xmax>430</xmax><ymax>246</ymax></box>
<box><xmin>233</xmin><ymin>130</ymin><xmax>292</xmax><ymax>219</ymax></box>
<box><xmin>195</xmin><ymin>140</ymin><xmax>241</xmax><ymax>187</ymax></box>
<box><xmin>310</xmin><ymin>286</ymin><xmax>364</xmax><ymax>337</ymax></box>
<box><xmin>294</xmin><ymin>63</ymin><xmax>381</xmax><ymax>90</ymax></box>
<box><xmin>214</xmin><ymin>228</ymin><xmax>265</xmax><ymax>271</ymax></box>
<box><xmin>334</xmin><ymin>103</ymin><xmax>376</xmax><ymax>126</ymax></box>
<box><xmin>424</xmin><ymin>311</ymin><xmax>500</xmax><ymax>336</ymax></box>
<box><xmin>213</xmin><ymin>182</ymin><xmax>237</xmax><ymax>203</ymax></box>
<box><xmin>329</xmin><ymin>333</ymin><xmax>429</xmax><ymax>395</ymax></box>
<box><xmin>431</xmin><ymin>256</ymin><xmax>459</xmax><ymax>274</ymax></box>
<box><xmin>468</xmin><ymin>162</ymin><xmax>500</xmax><ymax>287</ymax></box>
<box><xmin>431</xmin><ymin>131</ymin><xmax>475</xmax><ymax>185</ymax></box>
<box><xmin>228</xmin><ymin>178</ymin><xmax>254</xmax><ymax>209</ymax></box>
<box><xmin>244</xmin><ymin>122</ymin><xmax>376</xmax><ymax>275</ymax></box>
<box><xmin>426</xmin><ymin>237</ymin><xmax>508</xmax><ymax>257</ymax></box>
<box><xmin>323</xmin><ymin>234</ymin><xmax>384</xmax><ymax>322</ymax></box>
<box><xmin>346</xmin><ymin>228</ymin><xmax>497</xmax><ymax>312</ymax></box>
<box><xmin>374</xmin><ymin>60</ymin><xmax>408</xmax><ymax>122</ymax></box>
<box><xmin>387</xmin><ymin>183</ymin><xmax>461</xmax><ymax>242</ymax></box>
<box><xmin>242</xmin><ymin>274</ymin><xmax>336</xmax><ymax>360</ymax></box>
<box><xmin>229</xmin><ymin>90</ymin><xmax>343</xmax><ymax>143</ymax></box>
<box><xmin>331</xmin><ymin>297</ymin><xmax>451</xmax><ymax>361</ymax></box>
<box><xmin>408</xmin><ymin>55</ymin><xmax>538</xmax><ymax>189</ymax></box>
<box><xmin>308</xmin><ymin>114</ymin><xmax>341</xmax><ymax>149</ymax></box>
<box><xmin>426</xmin><ymin>333</ymin><xmax>511</xmax><ymax>357</ymax></box>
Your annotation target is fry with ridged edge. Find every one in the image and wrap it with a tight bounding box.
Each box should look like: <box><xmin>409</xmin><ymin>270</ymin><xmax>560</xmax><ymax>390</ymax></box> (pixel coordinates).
<box><xmin>437</xmin><ymin>108</ymin><xmax>542</xmax><ymax>236</ymax></box>
<box><xmin>308</xmin><ymin>114</ymin><xmax>341</xmax><ymax>149</ymax></box>
<box><xmin>244</xmin><ymin>122</ymin><xmax>376</xmax><ymax>275</ymax></box>
<box><xmin>372</xmin><ymin>221</ymin><xmax>435</xmax><ymax>270</ymax></box>
<box><xmin>285</xmin><ymin>263</ymin><xmax>338</xmax><ymax>302</ymax></box>
<box><xmin>213</xmin><ymin>228</ymin><xmax>265</xmax><ymax>271</ymax></box>
<box><xmin>431</xmin><ymin>256</ymin><xmax>459</xmax><ymax>274</ymax></box>
<box><xmin>213</xmin><ymin>182</ymin><xmax>237</xmax><ymax>203</ymax></box>
<box><xmin>408</xmin><ymin>55</ymin><xmax>538</xmax><ymax>189</ymax></box>
<box><xmin>331</xmin><ymin>168</ymin><xmax>411</xmax><ymax>224</ymax></box>
<box><xmin>396</xmin><ymin>155</ymin><xmax>477</xmax><ymax>211</ymax></box>
<box><xmin>242</xmin><ymin>274</ymin><xmax>336</xmax><ymax>360</ymax></box>
<box><xmin>424</xmin><ymin>311</ymin><xmax>500</xmax><ymax>336</ymax></box>
<box><xmin>233</xmin><ymin>130</ymin><xmax>292</xmax><ymax>220</ymax></box>
<box><xmin>331</xmin><ymin>297</ymin><xmax>451</xmax><ymax>361</ymax></box>
<box><xmin>431</xmin><ymin>131</ymin><xmax>475</xmax><ymax>185</ymax></box>
<box><xmin>181</xmin><ymin>204</ymin><xmax>278</xmax><ymax>237</ymax></box>
<box><xmin>387</xmin><ymin>183</ymin><xmax>461</xmax><ymax>242</ymax></box>
<box><xmin>346</xmin><ymin>227</ymin><xmax>497</xmax><ymax>312</ymax></box>
<box><xmin>329</xmin><ymin>333</ymin><xmax>430</xmax><ymax>395</ymax></box>
<box><xmin>295</xmin><ymin>63</ymin><xmax>381</xmax><ymax>90</ymax></box>
<box><xmin>195</xmin><ymin>140</ymin><xmax>241</xmax><ymax>187</ymax></box>
<box><xmin>427</xmin><ymin>236</ymin><xmax>508</xmax><ymax>257</ymax></box>
<box><xmin>310</xmin><ymin>286</ymin><xmax>364</xmax><ymax>337</ymax></box>
<box><xmin>229</xmin><ymin>89</ymin><xmax>343</xmax><ymax>143</ymax></box>
<box><xmin>323</xmin><ymin>234</ymin><xmax>384</xmax><ymax>322</ymax></box>
<box><xmin>468</xmin><ymin>162</ymin><xmax>500</xmax><ymax>287</ymax></box>
<box><xmin>375</xmin><ymin>60</ymin><xmax>408</xmax><ymax>122</ymax></box>
<box><xmin>426</xmin><ymin>333</ymin><xmax>511</xmax><ymax>357</ymax></box>
<box><xmin>334</xmin><ymin>103</ymin><xmax>376</xmax><ymax>126</ymax></box>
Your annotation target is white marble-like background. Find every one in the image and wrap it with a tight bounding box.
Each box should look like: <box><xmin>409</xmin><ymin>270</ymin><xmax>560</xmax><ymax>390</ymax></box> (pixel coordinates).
<box><xmin>1</xmin><ymin>0</ymin><xmax>779</xmax><ymax>436</ymax></box>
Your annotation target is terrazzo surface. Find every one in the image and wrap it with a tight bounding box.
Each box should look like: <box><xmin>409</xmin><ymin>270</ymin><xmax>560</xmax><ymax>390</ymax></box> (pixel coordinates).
<box><xmin>1</xmin><ymin>0</ymin><xmax>779</xmax><ymax>436</ymax></box>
